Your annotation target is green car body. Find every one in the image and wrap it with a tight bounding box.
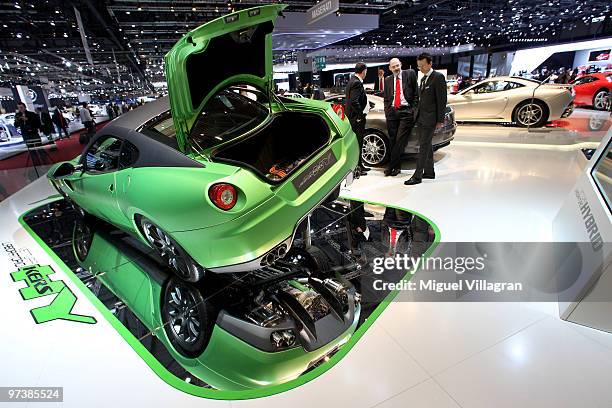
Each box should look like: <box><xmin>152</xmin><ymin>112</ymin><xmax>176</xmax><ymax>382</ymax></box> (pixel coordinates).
<box><xmin>48</xmin><ymin>4</ymin><xmax>359</xmax><ymax>280</ymax></box>
<box><xmin>74</xmin><ymin>221</ymin><xmax>360</xmax><ymax>390</ymax></box>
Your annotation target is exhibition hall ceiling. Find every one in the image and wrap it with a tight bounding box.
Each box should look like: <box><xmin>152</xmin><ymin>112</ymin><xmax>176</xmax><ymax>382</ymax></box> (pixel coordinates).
<box><xmin>0</xmin><ymin>0</ymin><xmax>610</xmax><ymax>86</ymax></box>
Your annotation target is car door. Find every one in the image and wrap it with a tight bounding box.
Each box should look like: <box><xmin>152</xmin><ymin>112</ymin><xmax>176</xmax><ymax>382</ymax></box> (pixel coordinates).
<box><xmin>113</xmin><ymin>140</ymin><xmax>140</xmax><ymax>231</ymax></box>
<box><xmin>450</xmin><ymin>80</ymin><xmax>511</xmax><ymax>119</ymax></box>
<box><xmin>573</xmin><ymin>76</ymin><xmax>598</xmax><ymax>105</ymax></box>
<box><xmin>70</xmin><ymin>136</ymin><xmax>123</xmax><ymax>222</ymax></box>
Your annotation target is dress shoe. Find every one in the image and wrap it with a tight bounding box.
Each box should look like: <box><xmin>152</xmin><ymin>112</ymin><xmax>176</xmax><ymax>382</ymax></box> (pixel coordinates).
<box><xmin>423</xmin><ymin>173</ymin><xmax>435</xmax><ymax>179</ymax></box>
<box><xmin>359</xmin><ymin>165</ymin><xmax>371</xmax><ymax>173</ymax></box>
<box><xmin>404</xmin><ymin>177</ymin><xmax>422</xmax><ymax>185</ymax></box>
<box><xmin>385</xmin><ymin>168</ymin><xmax>401</xmax><ymax>177</ymax></box>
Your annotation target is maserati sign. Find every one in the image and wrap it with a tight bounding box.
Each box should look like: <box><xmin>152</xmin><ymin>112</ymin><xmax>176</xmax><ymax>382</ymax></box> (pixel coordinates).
<box><xmin>307</xmin><ymin>0</ymin><xmax>339</xmax><ymax>24</ymax></box>
<box><xmin>27</xmin><ymin>88</ymin><xmax>37</xmax><ymax>103</ymax></box>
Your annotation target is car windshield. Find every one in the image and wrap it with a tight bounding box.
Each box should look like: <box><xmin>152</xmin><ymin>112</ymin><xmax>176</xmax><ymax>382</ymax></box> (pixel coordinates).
<box><xmin>189</xmin><ymin>85</ymin><xmax>269</xmax><ymax>152</ymax></box>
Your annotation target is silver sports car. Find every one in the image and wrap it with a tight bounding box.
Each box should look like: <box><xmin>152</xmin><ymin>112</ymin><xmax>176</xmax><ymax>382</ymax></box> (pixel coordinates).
<box><xmin>325</xmin><ymin>94</ymin><xmax>457</xmax><ymax>167</ymax></box>
<box><xmin>448</xmin><ymin>76</ymin><xmax>574</xmax><ymax>127</ymax></box>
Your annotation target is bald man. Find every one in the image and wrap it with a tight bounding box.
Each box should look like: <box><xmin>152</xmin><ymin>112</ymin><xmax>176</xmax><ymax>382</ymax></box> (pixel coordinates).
<box><xmin>383</xmin><ymin>58</ymin><xmax>418</xmax><ymax>177</ymax></box>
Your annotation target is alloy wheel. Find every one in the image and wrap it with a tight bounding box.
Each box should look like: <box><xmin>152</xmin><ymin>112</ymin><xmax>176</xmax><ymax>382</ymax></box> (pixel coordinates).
<box><xmin>362</xmin><ymin>133</ymin><xmax>387</xmax><ymax>166</ymax></box>
<box><xmin>593</xmin><ymin>90</ymin><xmax>609</xmax><ymax>111</ymax></box>
<box><xmin>167</xmin><ymin>284</ymin><xmax>201</xmax><ymax>345</ymax></box>
<box><xmin>516</xmin><ymin>103</ymin><xmax>543</xmax><ymax>126</ymax></box>
<box><xmin>73</xmin><ymin>220</ymin><xmax>93</xmax><ymax>261</ymax></box>
<box><xmin>141</xmin><ymin>219</ymin><xmax>192</xmax><ymax>280</ymax></box>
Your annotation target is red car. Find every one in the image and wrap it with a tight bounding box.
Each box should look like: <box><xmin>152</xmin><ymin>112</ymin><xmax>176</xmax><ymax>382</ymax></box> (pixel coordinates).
<box><xmin>571</xmin><ymin>72</ymin><xmax>611</xmax><ymax>111</ymax></box>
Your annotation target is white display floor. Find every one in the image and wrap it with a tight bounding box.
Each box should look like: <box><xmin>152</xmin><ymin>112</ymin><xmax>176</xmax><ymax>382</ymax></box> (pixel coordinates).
<box><xmin>1</xmin><ymin>108</ymin><xmax>611</xmax><ymax>407</ymax></box>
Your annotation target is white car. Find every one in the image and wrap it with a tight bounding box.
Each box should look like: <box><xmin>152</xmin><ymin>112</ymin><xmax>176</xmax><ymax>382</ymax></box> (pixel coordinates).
<box><xmin>0</xmin><ymin>120</ymin><xmax>20</xmax><ymax>143</ymax></box>
<box><xmin>0</xmin><ymin>113</ymin><xmax>15</xmax><ymax>126</ymax></box>
<box><xmin>283</xmin><ymin>92</ymin><xmax>305</xmax><ymax>98</ymax></box>
<box><xmin>447</xmin><ymin>76</ymin><xmax>574</xmax><ymax>127</ymax></box>
<box><xmin>87</xmin><ymin>104</ymin><xmax>104</xmax><ymax>116</ymax></box>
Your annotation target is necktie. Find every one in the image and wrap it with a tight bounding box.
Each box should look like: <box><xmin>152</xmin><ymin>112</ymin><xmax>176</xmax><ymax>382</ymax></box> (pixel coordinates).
<box><xmin>394</xmin><ymin>76</ymin><xmax>401</xmax><ymax>108</ymax></box>
<box><xmin>420</xmin><ymin>75</ymin><xmax>428</xmax><ymax>92</ymax></box>
<box><xmin>380</xmin><ymin>78</ymin><xmax>384</xmax><ymax>91</ymax></box>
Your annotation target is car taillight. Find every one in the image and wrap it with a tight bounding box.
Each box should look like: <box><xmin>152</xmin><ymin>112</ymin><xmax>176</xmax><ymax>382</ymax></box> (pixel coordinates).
<box><xmin>332</xmin><ymin>104</ymin><xmax>345</xmax><ymax>120</ymax></box>
<box><xmin>208</xmin><ymin>183</ymin><xmax>237</xmax><ymax>210</ymax></box>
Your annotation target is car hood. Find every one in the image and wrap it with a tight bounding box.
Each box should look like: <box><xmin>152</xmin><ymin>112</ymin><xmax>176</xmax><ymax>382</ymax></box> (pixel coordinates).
<box><xmin>164</xmin><ymin>5</ymin><xmax>286</xmax><ymax>152</ymax></box>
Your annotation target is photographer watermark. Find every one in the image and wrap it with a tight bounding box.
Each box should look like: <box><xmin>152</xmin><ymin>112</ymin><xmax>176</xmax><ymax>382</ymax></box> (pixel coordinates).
<box><xmin>358</xmin><ymin>242</ymin><xmax>611</xmax><ymax>302</ymax></box>
<box><xmin>372</xmin><ymin>253</ymin><xmax>523</xmax><ymax>293</ymax></box>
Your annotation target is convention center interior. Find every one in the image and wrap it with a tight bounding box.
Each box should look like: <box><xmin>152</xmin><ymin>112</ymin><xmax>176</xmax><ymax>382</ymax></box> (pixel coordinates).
<box><xmin>0</xmin><ymin>0</ymin><xmax>611</xmax><ymax>407</ymax></box>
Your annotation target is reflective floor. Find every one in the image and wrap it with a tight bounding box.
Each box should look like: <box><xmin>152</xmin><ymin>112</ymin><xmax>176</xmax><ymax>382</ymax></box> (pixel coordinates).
<box><xmin>309</xmin><ymin>107</ymin><xmax>612</xmax><ymax>408</ymax></box>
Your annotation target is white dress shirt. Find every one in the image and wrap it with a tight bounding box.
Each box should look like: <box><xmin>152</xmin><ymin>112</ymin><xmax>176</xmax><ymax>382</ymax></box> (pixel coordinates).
<box><xmin>393</xmin><ymin>71</ymin><xmax>409</xmax><ymax>107</ymax></box>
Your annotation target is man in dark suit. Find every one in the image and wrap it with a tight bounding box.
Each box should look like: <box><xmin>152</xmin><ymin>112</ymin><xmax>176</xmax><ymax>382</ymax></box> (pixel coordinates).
<box><xmin>375</xmin><ymin>68</ymin><xmax>385</xmax><ymax>93</ymax></box>
<box><xmin>14</xmin><ymin>102</ymin><xmax>42</xmax><ymax>148</ymax></box>
<box><xmin>383</xmin><ymin>58</ymin><xmax>419</xmax><ymax>177</ymax></box>
<box><xmin>405</xmin><ymin>53</ymin><xmax>447</xmax><ymax>185</ymax></box>
<box><xmin>344</xmin><ymin>62</ymin><xmax>370</xmax><ymax>174</ymax></box>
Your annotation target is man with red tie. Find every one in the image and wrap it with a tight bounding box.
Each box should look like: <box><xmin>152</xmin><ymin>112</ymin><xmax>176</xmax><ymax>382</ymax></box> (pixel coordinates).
<box><xmin>377</xmin><ymin>68</ymin><xmax>385</xmax><ymax>92</ymax></box>
<box><xmin>383</xmin><ymin>58</ymin><xmax>419</xmax><ymax>177</ymax></box>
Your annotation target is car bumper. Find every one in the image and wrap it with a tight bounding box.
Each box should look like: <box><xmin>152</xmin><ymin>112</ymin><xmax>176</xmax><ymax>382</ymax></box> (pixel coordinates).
<box><xmin>193</xmin><ymin>304</ymin><xmax>360</xmax><ymax>390</ymax></box>
<box><xmin>561</xmin><ymin>103</ymin><xmax>574</xmax><ymax>118</ymax></box>
<box><xmin>172</xmin><ymin>134</ymin><xmax>360</xmax><ymax>272</ymax></box>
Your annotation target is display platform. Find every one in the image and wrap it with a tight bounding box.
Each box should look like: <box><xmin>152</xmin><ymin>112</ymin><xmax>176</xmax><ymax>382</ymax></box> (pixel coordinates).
<box><xmin>0</xmin><ymin>177</ymin><xmax>437</xmax><ymax>402</ymax></box>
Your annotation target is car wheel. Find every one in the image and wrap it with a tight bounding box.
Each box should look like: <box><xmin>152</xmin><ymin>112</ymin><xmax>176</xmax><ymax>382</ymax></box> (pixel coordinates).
<box><xmin>161</xmin><ymin>279</ymin><xmax>215</xmax><ymax>358</ymax></box>
<box><xmin>513</xmin><ymin>101</ymin><xmax>548</xmax><ymax>127</ymax></box>
<box><xmin>361</xmin><ymin>130</ymin><xmax>390</xmax><ymax>167</ymax></box>
<box><xmin>588</xmin><ymin>115</ymin><xmax>605</xmax><ymax>132</ymax></box>
<box><xmin>140</xmin><ymin>217</ymin><xmax>204</xmax><ymax>282</ymax></box>
<box><xmin>593</xmin><ymin>89</ymin><xmax>610</xmax><ymax>111</ymax></box>
<box><xmin>73</xmin><ymin>218</ymin><xmax>94</xmax><ymax>262</ymax></box>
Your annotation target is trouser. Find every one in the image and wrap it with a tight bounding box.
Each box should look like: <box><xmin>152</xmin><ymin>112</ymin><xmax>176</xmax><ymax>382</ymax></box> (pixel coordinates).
<box><xmin>55</xmin><ymin>124</ymin><xmax>69</xmax><ymax>139</ymax></box>
<box><xmin>83</xmin><ymin>121</ymin><xmax>95</xmax><ymax>134</ymax></box>
<box><xmin>349</xmin><ymin>115</ymin><xmax>366</xmax><ymax>167</ymax></box>
<box><xmin>414</xmin><ymin>126</ymin><xmax>435</xmax><ymax>177</ymax></box>
<box><xmin>386</xmin><ymin>109</ymin><xmax>415</xmax><ymax>171</ymax></box>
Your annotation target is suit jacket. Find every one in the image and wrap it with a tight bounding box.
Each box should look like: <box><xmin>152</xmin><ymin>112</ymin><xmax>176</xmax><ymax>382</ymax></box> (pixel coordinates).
<box><xmin>415</xmin><ymin>70</ymin><xmax>447</xmax><ymax>128</ymax></box>
<box><xmin>375</xmin><ymin>76</ymin><xmax>385</xmax><ymax>92</ymax></box>
<box><xmin>383</xmin><ymin>69</ymin><xmax>419</xmax><ymax>117</ymax></box>
<box><xmin>14</xmin><ymin>110</ymin><xmax>41</xmax><ymax>136</ymax></box>
<box><xmin>344</xmin><ymin>75</ymin><xmax>367</xmax><ymax>122</ymax></box>
<box><xmin>38</xmin><ymin>111</ymin><xmax>53</xmax><ymax>134</ymax></box>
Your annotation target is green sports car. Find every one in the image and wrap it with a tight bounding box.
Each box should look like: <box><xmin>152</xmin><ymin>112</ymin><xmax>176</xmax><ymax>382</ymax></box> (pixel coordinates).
<box><xmin>48</xmin><ymin>4</ymin><xmax>359</xmax><ymax>282</ymax></box>
<box><xmin>73</xmin><ymin>218</ymin><xmax>360</xmax><ymax>390</ymax></box>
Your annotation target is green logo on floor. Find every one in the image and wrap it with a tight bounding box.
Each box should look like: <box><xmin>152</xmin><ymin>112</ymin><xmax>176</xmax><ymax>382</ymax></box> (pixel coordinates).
<box><xmin>10</xmin><ymin>264</ymin><xmax>96</xmax><ymax>325</ymax></box>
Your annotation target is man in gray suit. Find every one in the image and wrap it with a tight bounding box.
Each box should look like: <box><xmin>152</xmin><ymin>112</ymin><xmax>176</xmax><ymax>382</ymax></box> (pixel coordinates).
<box><xmin>405</xmin><ymin>53</ymin><xmax>447</xmax><ymax>185</ymax></box>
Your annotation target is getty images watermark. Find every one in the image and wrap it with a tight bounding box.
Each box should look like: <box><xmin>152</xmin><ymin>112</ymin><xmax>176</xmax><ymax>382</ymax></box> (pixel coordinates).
<box><xmin>371</xmin><ymin>253</ymin><xmax>524</xmax><ymax>293</ymax></box>
<box><xmin>359</xmin><ymin>242</ymin><xmax>610</xmax><ymax>302</ymax></box>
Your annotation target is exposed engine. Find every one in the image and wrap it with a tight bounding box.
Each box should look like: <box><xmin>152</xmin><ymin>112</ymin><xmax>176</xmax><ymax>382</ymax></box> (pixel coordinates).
<box><xmin>281</xmin><ymin>283</ymin><xmax>331</xmax><ymax>321</ymax></box>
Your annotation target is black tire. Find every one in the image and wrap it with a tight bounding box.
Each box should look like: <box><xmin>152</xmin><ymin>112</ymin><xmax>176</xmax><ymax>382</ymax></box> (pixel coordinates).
<box><xmin>513</xmin><ymin>100</ymin><xmax>548</xmax><ymax>128</ymax></box>
<box><xmin>72</xmin><ymin>218</ymin><xmax>95</xmax><ymax>262</ymax></box>
<box><xmin>593</xmin><ymin>89</ymin><xmax>610</xmax><ymax>111</ymax></box>
<box><xmin>161</xmin><ymin>279</ymin><xmax>215</xmax><ymax>358</ymax></box>
<box><xmin>361</xmin><ymin>129</ymin><xmax>390</xmax><ymax>167</ymax></box>
<box><xmin>139</xmin><ymin>217</ymin><xmax>204</xmax><ymax>282</ymax></box>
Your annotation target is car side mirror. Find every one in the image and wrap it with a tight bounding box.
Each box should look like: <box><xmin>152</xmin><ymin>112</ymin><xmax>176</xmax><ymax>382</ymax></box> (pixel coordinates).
<box><xmin>52</xmin><ymin>162</ymin><xmax>82</xmax><ymax>178</ymax></box>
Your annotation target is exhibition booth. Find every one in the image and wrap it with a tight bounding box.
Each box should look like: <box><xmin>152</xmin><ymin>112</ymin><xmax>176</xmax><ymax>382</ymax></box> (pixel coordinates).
<box><xmin>0</xmin><ymin>2</ymin><xmax>611</xmax><ymax>407</ymax></box>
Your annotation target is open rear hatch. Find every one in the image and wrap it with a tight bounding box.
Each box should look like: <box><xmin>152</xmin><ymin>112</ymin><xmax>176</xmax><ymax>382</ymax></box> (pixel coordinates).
<box><xmin>164</xmin><ymin>4</ymin><xmax>286</xmax><ymax>152</ymax></box>
<box><xmin>212</xmin><ymin>112</ymin><xmax>330</xmax><ymax>183</ymax></box>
